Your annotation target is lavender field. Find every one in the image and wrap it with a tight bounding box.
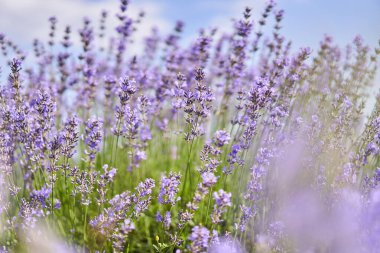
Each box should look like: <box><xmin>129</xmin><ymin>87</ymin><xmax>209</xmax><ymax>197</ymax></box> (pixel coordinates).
<box><xmin>0</xmin><ymin>0</ymin><xmax>379</xmax><ymax>252</ymax></box>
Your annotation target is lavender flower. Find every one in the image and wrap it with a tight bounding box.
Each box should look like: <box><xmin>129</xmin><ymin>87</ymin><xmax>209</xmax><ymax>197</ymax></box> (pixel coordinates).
<box><xmin>118</xmin><ymin>76</ymin><xmax>137</xmax><ymax>106</ymax></box>
<box><xmin>112</xmin><ymin>218</ymin><xmax>135</xmax><ymax>252</ymax></box>
<box><xmin>30</xmin><ymin>186</ymin><xmax>51</xmax><ymax>208</ymax></box>
<box><xmin>133</xmin><ymin>178</ymin><xmax>155</xmax><ymax>217</ymax></box>
<box><xmin>163</xmin><ymin>211</ymin><xmax>171</xmax><ymax>230</ymax></box>
<box><xmin>158</xmin><ymin>172</ymin><xmax>181</xmax><ymax>205</ymax></box>
<box><xmin>213</xmin><ymin>130</ymin><xmax>231</xmax><ymax>147</ymax></box>
<box><xmin>156</xmin><ymin>211</ymin><xmax>162</xmax><ymax>222</ymax></box>
<box><xmin>97</xmin><ymin>164</ymin><xmax>117</xmax><ymax>206</ymax></box>
<box><xmin>188</xmin><ymin>226</ymin><xmax>210</xmax><ymax>253</ymax></box>
<box><xmin>84</xmin><ymin>117</ymin><xmax>103</xmax><ymax>161</ymax></box>
<box><xmin>185</xmin><ymin>171</ymin><xmax>218</xmax><ymax>214</ymax></box>
<box><xmin>211</xmin><ymin>189</ymin><xmax>232</xmax><ymax>224</ymax></box>
<box><xmin>61</xmin><ymin>116</ymin><xmax>79</xmax><ymax>159</ymax></box>
<box><xmin>90</xmin><ymin>191</ymin><xmax>132</xmax><ymax>236</ymax></box>
<box><xmin>201</xmin><ymin>172</ymin><xmax>217</xmax><ymax>188</ymax></box>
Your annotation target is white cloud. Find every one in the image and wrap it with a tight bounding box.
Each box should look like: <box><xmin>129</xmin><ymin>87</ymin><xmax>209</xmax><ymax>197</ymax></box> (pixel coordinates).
<box><xmin>0</xmin><ymin>0</ymin><xmax>170</xmax><ymax>52</ymax></box>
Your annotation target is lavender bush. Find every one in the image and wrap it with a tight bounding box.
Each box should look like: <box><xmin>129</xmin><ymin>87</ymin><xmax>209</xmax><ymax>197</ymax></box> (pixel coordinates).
<box><xmin>0</xmin><ymin>0</ymin><xmax>379</xmax><ymax>252</ymax></box>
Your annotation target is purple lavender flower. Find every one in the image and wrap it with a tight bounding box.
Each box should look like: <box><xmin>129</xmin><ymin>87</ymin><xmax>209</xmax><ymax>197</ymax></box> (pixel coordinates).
<box><xmin>140</xmin><ymin>127</ymin><xmax>152</xmax><ymax>142</ymax></box>
<box><xmin>61</xmin><ymin>116</ymin><xmax>79</xmax><ymax>159</ymax></box>
<box><xmin>112</xmin><ymin>218</ymin><xmax>135</xmax><ymax>252</ymax></box>
<box><xmin>118</xmin><ymin>76</ymin><xmax>137</xmax><ymax>106</ymax></box>
<box><xmin>213</xmin><ymin>130</ymin><xmax>231</xmax><ymax>147</ymax></box>
<box><xmin>156</xmin><ymin>211</ymin><xmax>162</xmax><ymax>222</ymax></box>
<box><xmin>120</xmin><ymin>218</ymin><xmax>134</xmax><ymax>234</ymax></box>
<box><xmin>211</xmin><ymin>189</ymin><xmax>232</xmax><ymax>224</ymax></box>
<box><xmin>79</xmin><ymin>17</ymin><xmax>94</xmax><ymax>53</ymax></box>
<box><xmin>185</xmin><ymin>171</ymin><xmax>218</xmax><ymax>213</ymax></box>
<box><xmin>131</xmin><ymin>149</ymin><xmax>146</xmax><ymax>169</ymax></box>
<box><xmin>30</xmin><ymin>186</ymin><xmax>51</xmax><ymax>208</ymax></box>
<box><xmin>235</xmin><ymin>14</ymin><xmax>252</xmax><ymax>38</ymax></box>
<box><xmin>135</xmin><ymin>178</ymin><xmax>155</xmax><ymax>197</ymax></box>
<box><xmin>158</xmin><ymin>172</ymin><xmax>181</xmax><ymax>205</ymax></box>
<box><xmin>105</xmin><ymin>167</ymin><xmax>117</xmax><ymax>180</ymax></box>
<box><xmin>163</xmin><ymin>211</ymin><xmax>171</xmax><ymax>229</ymax></box>
<box><xmin>54</xmin><ymin>199</ymin><xmax>61</xmax><ymax>209</ymax></box>
<box><xmin>201</xmin><ymin>172</ymin><xmax>217</xmax><ymax>187</ymax></box>
<box><xmin>84</xmin><ymin>117</ymin><xmax>103</xmax><ymax>161</ymax></box>
<box><xmin>188</xmin><ymin>226</ymin><xmax>210</xmax><ymax>253</ymax></box>
<box><xmin>225</xmin><ymin>144</ymin><xmax>243</xmax><ymax>174</ymax></box>
<box><xmin>213</xmin><ymin>190</ymin><xmax>232</xmax><ymax>207</ymax></box>
<box><xmin>90</xmin><ymin>191</ymin><xmax>132</xmax><ymax>236</ymax></box>
<box><xmin>236</xmin><ymin>205</ymin><xmax>254</xmax><ymax>232</ymax></box>
<box><xmin>133</xmin><ymin>178</ymin><xmax>155</xmax><ymax>216</ymax></box>
<box><xmin>31</xmin><ymin>90</ymin><xmax>55</xmax><ymax>121</ymax></box>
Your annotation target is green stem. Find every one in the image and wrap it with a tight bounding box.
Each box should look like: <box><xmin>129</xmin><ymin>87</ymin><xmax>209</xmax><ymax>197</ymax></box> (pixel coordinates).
<box><xmin>83</xmin><ymin>205</ymin><xmax>88</xmax><ymax>250</ymax></box>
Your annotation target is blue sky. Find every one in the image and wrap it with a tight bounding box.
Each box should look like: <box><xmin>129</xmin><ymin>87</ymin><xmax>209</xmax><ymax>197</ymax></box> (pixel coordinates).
<box><xmin>0</xmin><ymin>0</ymin><xmax>379</xmax><ymax>51</ymax></box>
<box><xmin>147</xmin><ymin>0</ymin><xmax>380</xmax><ymax>50</ymax></box>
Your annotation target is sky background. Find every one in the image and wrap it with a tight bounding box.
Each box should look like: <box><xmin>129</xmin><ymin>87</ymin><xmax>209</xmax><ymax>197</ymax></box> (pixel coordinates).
<box><xmin>0</xmin><ymin>0</ymin><xmax>379</xmax><ymax>51</ymax></box>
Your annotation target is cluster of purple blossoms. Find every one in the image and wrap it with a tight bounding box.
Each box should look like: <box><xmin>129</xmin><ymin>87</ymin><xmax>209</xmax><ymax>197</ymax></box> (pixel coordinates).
<box><xmin>201</xmin><ymin>172</ymin><xmax>218</xmax><ymax>188</ymax></box>
<box><xmin>186</xmin><ymin>172</ymin><xmax>217</xmax><ymax>213</ymax></box>
<box><xmin>213</xmin><ymin>130</ymin><xmax>231</xmax><ymax>148</ymax></box>
<box><xmin>188</xmin><ymin>226</ymin><xmax>210</xmax><ymax>253</ymax></box>
<box><xmin>30</xmin><ymin>186</ymin><xmax>51</xmax><ymax>209</ymax></box>
<box><xmin>244</xmin><ymin>147</ymin><xmax>272</xmax><ymax>202</ymax></box>
<box><xmin>170</xmin><ymin>73</ymin><xmax>187</xmax><ymax>110</ymax></box>
<box><xmin>132</xmin><ymin>178</ymin><xmax>155</xmax><ymax>217</ymax></box>
<box><xmin>199</xmin><ymin>130</ymin><xmax>231</xmax><ymax>174</ymax></box>
<box><xmin>84</xmin><ymin>117</ymin><xmax>103</xmax><ymax>161</ymax></box>
<box><xmin>90</xmin><ymin>191</ymin><xmax>132</xmax><ymax>235</ymax></box>
<box><xmin>211</xmin><ymin>189</ymin><xmax>232</xmax><ymax>224</ymax></box>
<box><xmin>363</xmin><ymin>116</ymin><xmax>380</xmax><ymax>164</ymax></box>
<box><xmin>60</xmin><ymin>116</ymin><xmax>79</xmax><ymax>159</ymax></box>
<box><xmin>179</xmin><ymin>130</ymin><xmax>231</xmax><ymax>229</ymax></box>
<box><xmin>97</xmin><ymin>164</ymin><xmax>117</xmax><ymax>206</ymax></box>
<box><xmin>19</xmin><ymin>199</ymin><xmax>45</xmax><ymax>230</ymax></box>
<box><xmin>112</xmin><ymin>218</ymin><xmax>135</xmax><ymax>252</ymax></box>
<box><xmin>225</xmin><ymin>144</ymin><xmax>244</xmax><ymax>174</ymax></box>
<box><xmin>155</xmin><ymin>211</ymin><xmax>172</xmax><ymax>230</ymax></box>
<box><xmin>90</xmin><ymin>190</ymin><xmax>135</xmax><ymax>252</ymax></box>
<box><xmin>158</xmin><ymin>172</ymin><xmax>181</xmax><ymax>205</ymax></box>
<box><xmin>183</xmin><ymin>67</ymin><xmax>215</xmax><ymax>142</ymax></box>
<box><xmin>118</xmin><ymin>76</ymin><xmax>137</xmax><ymax>106</ymax></box>
<box><xmin>91</xmin><ymin>179</ymin><xmax>155</xmax><ymax>250</ymax></box>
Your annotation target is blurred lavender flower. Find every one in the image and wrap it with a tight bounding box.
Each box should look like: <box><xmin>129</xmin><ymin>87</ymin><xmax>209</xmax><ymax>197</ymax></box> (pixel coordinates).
<box><xmin>211</xmin><ymin>189</ymin><xmax>232</xmax><ymax>224</ymax></box>
<box><xmin>158</xmin><ymin>172</ymin><xmax>181</xmax><ymax>205</ymax></box>
<box><xmin>208</xmin><ymin>237</ymin><xmax>245</xmax><ymax>253</ymax></box>
<box><xmin>97</xmin><ymin>164</ymin><xmax>117</xmax><ymax>206</ymax></box>
<box><xmin>30</xmin><ymin>186</ymin><xmax>51</xmax><ymax>208</ymax></box>
<box><xmin>201</xmin><ymin>172</ymin><xmax>217</xmax><ymax>188</ymax></box>
<box><xmin>163</xmin><ymin>211</ymin><xmax>171</xmax><ymax>230</ymax></box>
<box><xmin>118</xmin><ymin>76</ymin><xmax>137</xmax><ymax>106</ymax></box>
<box><xmin>90</xmin><ymin>191</ymin><xmax>132</xmax><ymax>236</ymax></box>
<box><xmin>188</xmin><ymin>226</ymin><xmax>210</xmax><ymax>253</ymax></box>
<box><xmin>133</xmin><ymin>178</ymin><xmax>155</xmax><ymax>217</ymax></box>
<box><xmin>213</xmin><ymin>130</ymin><xmax>231</xmax><ymax>147</ymax></box>
<box><xmin>112</xmin><ymin>218</ymin><xmax>135</xmax><ymax>252</ymax></box>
